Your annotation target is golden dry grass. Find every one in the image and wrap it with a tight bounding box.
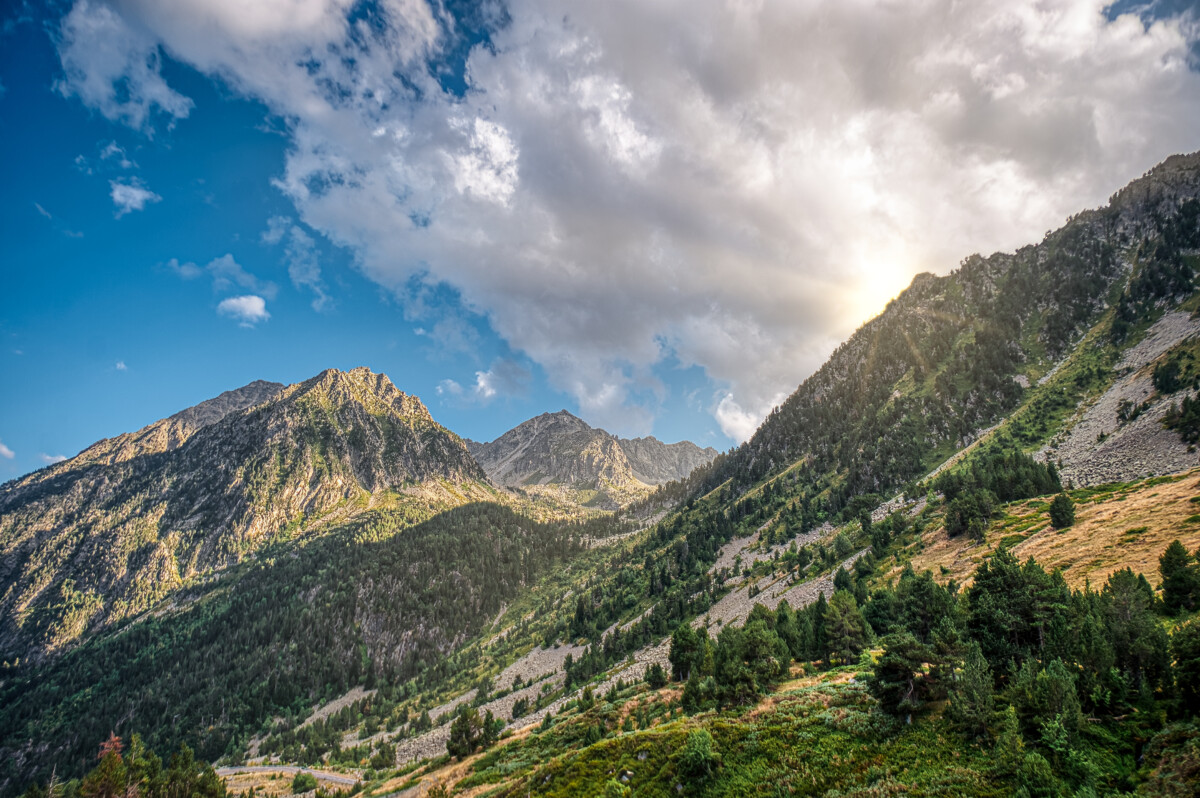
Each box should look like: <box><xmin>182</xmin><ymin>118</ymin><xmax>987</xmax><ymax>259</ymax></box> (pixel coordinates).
<box><xmin>222</xmin><ymin>771</ymin><xmax>352</xmax><ymax>798</ymax></box>
<box><xmin>891</xmin><ymin>469</ymin><xmax>1200</xmax><ymax>590</ymax></box>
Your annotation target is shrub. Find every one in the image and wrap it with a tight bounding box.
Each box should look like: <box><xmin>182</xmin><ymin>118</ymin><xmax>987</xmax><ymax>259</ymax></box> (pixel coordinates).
<box><xmin>676</xmin><ymin>729</ymin><xmax>720</xmax><ymax>778</ymax></box>
<box><xmin>291</xmin><ymin>772</ymin><xmax>318</xmax><ymax>794</ymax></box>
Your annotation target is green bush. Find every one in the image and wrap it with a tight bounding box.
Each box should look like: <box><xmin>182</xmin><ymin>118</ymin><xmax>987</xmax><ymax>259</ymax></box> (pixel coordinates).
<box><xmin>676</xmin><ymin>729</ymin><xmax>720</xmax><ymax>779</ymax></box>
<box><xmin>291</xmin><ymin>772</ymin><xmax>318</xmax><ymax>794</ymax></box>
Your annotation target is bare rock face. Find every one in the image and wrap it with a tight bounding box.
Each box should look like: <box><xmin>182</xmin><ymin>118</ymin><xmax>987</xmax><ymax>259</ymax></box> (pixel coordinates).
<box><xmin>470</xmin><ymin>410</ymin><xmax>717</xmax><ymax>507</ymax></box>
<box><xmin>0</xmin><ymin>368</ymin><xmax>485</xmax><ymax>661</ymax></box>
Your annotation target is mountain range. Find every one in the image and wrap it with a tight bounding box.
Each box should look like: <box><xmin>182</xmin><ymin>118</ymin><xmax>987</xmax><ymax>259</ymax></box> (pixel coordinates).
<box><xmin>3</xmin><ymin>152</ymin><xmax>1200</xmax><ymax>797</ymax></box>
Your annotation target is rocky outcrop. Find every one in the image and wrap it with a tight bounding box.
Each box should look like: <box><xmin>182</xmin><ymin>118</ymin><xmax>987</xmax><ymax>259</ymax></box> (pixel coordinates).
<box><xmin>0</xmin><ymin>368</ymin><xmax>487</xmax><ymax>661</ymax></box>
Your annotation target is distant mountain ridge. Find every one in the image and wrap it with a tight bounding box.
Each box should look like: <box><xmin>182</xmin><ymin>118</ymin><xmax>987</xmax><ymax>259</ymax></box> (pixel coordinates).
<box><xmin>0</xmin><ymin>367</ymin><xmax>490</xmax><ymax>661</ymax></box>
<box><xmin>468</xmin><ymin>410</ymin><xmax>717</xmax><ymax>507</ymax></box>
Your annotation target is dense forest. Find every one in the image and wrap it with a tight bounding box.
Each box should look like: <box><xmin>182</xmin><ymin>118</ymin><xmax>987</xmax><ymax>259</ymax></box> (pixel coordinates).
<box><xmin>0</xmin><ymin>504</ymin><xmax>597</xmax><ymax>790</ymax></box>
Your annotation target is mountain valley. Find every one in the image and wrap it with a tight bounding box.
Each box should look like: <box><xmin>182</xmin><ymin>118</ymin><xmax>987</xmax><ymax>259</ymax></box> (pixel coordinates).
<box><xmin>4</xmin><ymin>153</ymin><xmax>1200</xmax><ymax>797</ymax></box>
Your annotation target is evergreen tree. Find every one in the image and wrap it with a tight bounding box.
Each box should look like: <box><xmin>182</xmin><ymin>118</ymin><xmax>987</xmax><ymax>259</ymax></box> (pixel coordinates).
<box><xmin>811</xmin><ymin>592</ymin><xmax>829</xmax><ymax>663</ymax></box>
<box><xmin>479</xmin><ymin>710</ymin><xmax>500</xmax><ymax>750</ymax></box>
<box><xmin>81</xmin><ymin>735</ymin><xmax>127</xmax><ymax>798</ymax></box>
<box><xmin>869</xmin><ymin>632</ymin><xmax>932</xmax><ymax>724</ymax></box>
<box><xmin>1172</xmin><ymin>618</ymin><xmax>1200</xmax><ymax>715</ymax></box>
<box><xmin>947</xmin><ymin>643</ymin><xmax>994</xmax><ymax>740</ymax></box>
<box><xmin>774</xmin><ymin>600</ymin><xmax>804</xmax><ymax>660</ymax></box>
<box><xmin>645</xmin><ymin>663</ymin><xmax>668</xmax><ymax>690</ymax></box>
<box><xmin>824</xmin><ymin>590</ymin><xmax>869</xmax><ymax>665</ymax></box>
<box><xmin>668</xmin><ymin>624</ymin><xmax>702</xmax><ymax>681</ymax></box>
<box><xmin>1159</xmin><ymin>539</ymin><xmax>1199</xmax><ymax>614</ymax></box>
<box><xmin>1102</xmin><ymin>568</ymin><xmax>1171</xmax><ymax>694</ymax></box>
<box><xmin>446</xmin><ymin>705</ymin><xmax>481</xmax><ymax>760</ymax></box>
<box><xmin>991</xmin><ymin>706</ymin><xmax>1026</xmax><ymax>779</ymax></box>
<box><xmin>1048</xmin><ymin>493</ymin><xmax>1075</xmax><ymax>529</ymax></box>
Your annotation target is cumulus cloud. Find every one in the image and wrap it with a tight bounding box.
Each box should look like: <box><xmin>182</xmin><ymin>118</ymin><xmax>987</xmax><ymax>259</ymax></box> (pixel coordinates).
<box><xmin>115</xmin><ymin>359</ymin><xmax>127</xmax><ymax>370</ymax></box>
<box><xmin>40</xmin><ymin>453</ymin><xmax>68</xmax><ymax>464</ymax></box>
<box><xmin>169</xmin><ymin>254</ymin><xmax>278</xmax><ymax>299</ymax></box>
<box><xmin>217</xmin><ymin>294</ymin><xmax>270</xmax><ymax>327</ymax></box>
<box><xmin>0</xmin><ymin>440</ymin><xmax>14</xmax><ymax>459</ymax></box>
<box><xmin>109</xmin><ymin>178</ymin><xmax>160</xmax><ymax>216</ymax></box>
<box><xmin>57</xmin><ymin>0</ymin><xmax>1200</xmax><ymax>438</ymax></box>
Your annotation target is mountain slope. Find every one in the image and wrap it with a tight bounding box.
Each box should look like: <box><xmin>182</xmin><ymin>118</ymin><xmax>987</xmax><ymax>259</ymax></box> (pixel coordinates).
<box><xmin>680</xmin><ymin>152</ymin><xmax>1200</xmax><ymax>526</ymax></box>
<box><xmin>470</xmin><ymin>410</ymin><xmax>717</xmax><ymax>508</ymax></box>
<box><xmin>0</xmin><ymin>367</ymin><xmax>490</xmax><ymax>661</ymax></box>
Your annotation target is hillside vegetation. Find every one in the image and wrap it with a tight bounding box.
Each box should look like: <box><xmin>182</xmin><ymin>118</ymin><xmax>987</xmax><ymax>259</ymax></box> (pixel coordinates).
<box><xmin>5</xmin><ymin>154</ymin><xmax>1200</xmax><ymax>798</ymax></box>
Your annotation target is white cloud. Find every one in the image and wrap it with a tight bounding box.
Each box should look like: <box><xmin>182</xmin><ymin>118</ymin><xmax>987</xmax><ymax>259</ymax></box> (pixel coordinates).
<box><xmin>439</xmin><ymin>359</ymin><xmax>531</xmax><ymax>405</ymax></box>
<box><xmin>714</xmin><ymin>391</ymin><xmax>787</xmax><ymax>444</ymax></box>
<box><xmin>40</xmin><ymin>453</ymin><xmax>68</xmax><ymax>464</ymax></box>
<box><xmin>261</xmin><ymin>215</ymin><xmax>290</xmax><ymax>245</ymax></box>
<box><xmin>217</xmin><ymin>294</ymin><xmax>270</xmax><ymax>327</ymax></box>
<box><xmin>55</xmin><ymin>0</ymin><xmax>193</xmax><ymax>132</ymax></box>
<box><xmin>473</xmin><ymin>359</ymin><xmax>531</xmax><ymax>403</ymax></box>
<box><xmin>109</xmin><ymin>178</ymin><xmax>160</xmax><ymax>216</ymax></box>
<box><xmin>0</xmin><ymin>440</ymin><xmax>14</xmax><ymax>459</ymax></box>
<box><xmin>58</xmin><ymin>0</ymin><xmax>1200</xmax><ymax>438</ymax></box>
<box><xmin>34</xmin><ymin>202</ymin><xmax>52</xmax><ymax>219</ymax></box>
<box><xmin>115</xmin><ymin>360</ymin><xmax>127</xmax><ymax>370</ymax></box>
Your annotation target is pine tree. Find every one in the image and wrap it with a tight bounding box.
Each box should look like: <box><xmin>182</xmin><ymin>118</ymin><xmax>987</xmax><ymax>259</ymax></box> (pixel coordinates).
<box><xmin>668</xmin><ymin>624</ymin><xmax>701</xmax><ymax>681</ymax></box>
<box><xmin>446</xmin><ymin>705</ymin><xmax>480</xmax><ymax>759</ymax></box>
<box><xmin>1172</xmin><ymin>618</ymin><xmax>1200</xmax><ymax>714</ymax></box>
<box><xmin>869</xmin><ymin>632</ymin><xmax>932</xmax><ymax>724</ymax></box>
<box><xmin>1160</xmin><ymin>539</ymin><xmax>1199</xmax><ymax>614</ymax></box>
<box><xmin>947</xmin><ymin>643</ymin><xmax>994</xmax><ymax>741</ymax></box>
<box><xmin>1048</xmin><ymin>493</ymin><xmax>1075</xmax><ymax>529</ymax></box>
<box><xmin>824</xmin><ymin>590</ymin><xmax>869</xmax><ymax>665</ymax></box>
<box><xmin>81</xmin><ymin>734</ymin><xmax>127</xmax><ymax>798</ymax></box>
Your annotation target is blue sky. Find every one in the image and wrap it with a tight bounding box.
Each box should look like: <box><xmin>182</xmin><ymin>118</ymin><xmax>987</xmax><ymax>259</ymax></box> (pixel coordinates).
<box><xmin>2</xmin><ymin>0</ymin><xmax>1200</xmax><ymax>481</ymax></box>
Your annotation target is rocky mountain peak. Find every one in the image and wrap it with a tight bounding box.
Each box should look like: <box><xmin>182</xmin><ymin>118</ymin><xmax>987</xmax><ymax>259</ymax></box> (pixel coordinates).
<box><xmin>286</xmin><ymin>367</ymin><xmax>434</xmax><ymax>423</ymax></box>
<box><xmin>470</xmin><ymin>411</ymin><xmax>718</xmax><ymax>507</ymax></box>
